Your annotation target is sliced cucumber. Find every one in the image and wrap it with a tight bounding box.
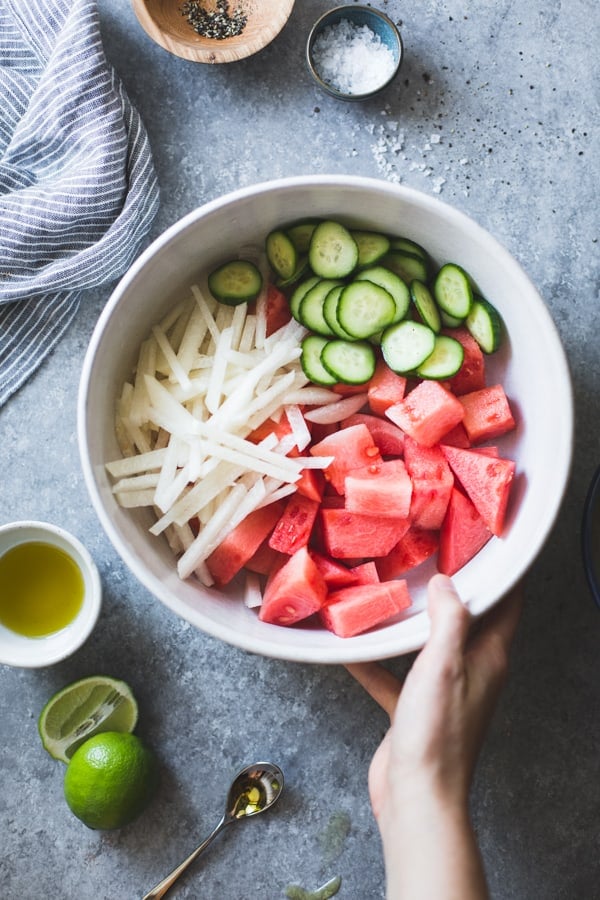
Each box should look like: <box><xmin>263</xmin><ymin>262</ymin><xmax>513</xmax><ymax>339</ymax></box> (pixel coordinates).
<box><xmin>323</xmin><ymin>284</ymin><xmax>355</xmax><ymax>340</ymax></box>
<box><xmin>321</xmin><ymin>339</ymin><xmax>376</xmax><ymax>385</ymax></box>
<box><xmin>298</xmin><ymin>278</ymin><xmax>343</xmax><ymax>336</ymax></box>
<box><xmin>351</xmin><ymin>230</ymin><xmax>391</xmax><ymax>268</ymax></box>
<box><xmin>433</xmin><ymin>263</ymin><xmax>473</xmax><ymax>318</ymax></box>
<box><xmin>415</xmin><ymin>335</ymin><xmax>464</xmax><ymax>379</ymax></box>
<box><xmin>286</xmin><ymin>219</ymin><xmax>321</xmax><ymax>254</ymax></box>
<box><xmin>276</xmin><ymin>255</ymin><xmax>310</xmax><ymax>288</ymax></box>
<box><xmin>289</xmin><ymin>275</ymin><xmax>320</xmax><ymax>321</ymax></box>
<box><xmin>301</xmin><ymin>335</ymin><xmax>338</xmax><ymax>386</ymax></box>
<box><xmin>381</xmin><ymin>320</ymin><xmax>436</xmax><ymax>374</ymax></box>
<box><xmin>410</xmin><ymin>279</ymin><xmax>441</xmax><ymax>333</ymax></box>
<box><xmin>466</xmin><ymin>296</ymin><xmax>503</xmax><ymax>353</ymax></box>
<box><xmin>381</xmin><ymin>250</ymin><xmax>429</xmax><ymax>285</ymax></box>
<box><xmin>337</xmin><ymin>281</ymin><xmax>397</xmax><ymax>339</ymax></box>
<box><xmin>309</xmin><ymin>220</ymin><xmax>359</xmax><ymax>279</ymax></box>
<box><xmin>355</xmin><ymin>266</ymin><xmax>410</xmax><ymax>323</ymax></box>
<box><xmin>208</xmin><ymin>259</ymin><xmax>263</xmax><ymax>305</ymax></box>
<box><xmin>440</xmin><ymin>309</ymin><xmax>465</xmax><ymax>328</ymax></box>
<box><xmin>389</xmin><ymin>236</ymin><xmax>429</xmax><ymax>260</ymax></box>
<box><xmin>266</xmin><ymin>229</ymin><xmax>297</xmax><ymax>281</ymax></box>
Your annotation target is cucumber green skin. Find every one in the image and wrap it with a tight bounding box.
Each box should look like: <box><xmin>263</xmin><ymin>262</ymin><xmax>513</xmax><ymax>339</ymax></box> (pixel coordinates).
<box><xmin>381</xmin><ymin>320</ymin><xmax>436</xmax><ymax>374</ymax></box>
<box><xmin>410</xmin><ymin>279</ymin><xmax>441</xmax><ymax>333</ymax></box>
<box><xmin>466</xmin><ymin>296</ymin><xmax>503</xmax><ymax>353</ymax></box>
<box><xmin>300</xmin><ymin>335</ymin><xmax>338</xmax><ymax>386</ymax></box>
<box><xmin>322</xmin><ymin>284</ymin><xmax>355</xmax><ymax>340</ymax></box>
<box><xmin>309</xmin><ymin>220</ymin><xmax>359</xmax><ymax>279</ymax></box>
<box><xmin>389</xmin><ymin>236</ymin><xmax>429</xmax><ymax>260</ymax></box>
<box><xmin>355</xmin><ymin>266</ymin><xmax>410</xmax><ymax>323</ymax></box>
<box><xmin>207</xmin><ymin>260</ymin><xmax>262</xmax><ymax>305</ymax></box>
<box><xmin>266</xmin><ymin>229</ymin><xmax>297</xmax><ymax>280</ymax></box>
<box><xmin>381</xmin><ymin>250</ymin><xmax>430</xmax><ymax>285</ymax></box>
<box><xmin>286</xmin><ymin>219</ymin><xmax>322</xmax><ymax>254</ymax></box>
<box><xmin>351</xmin><ymin>230</ymin><xmax>391</xmax><ymax>268</ymax></box>
<box><xmin>289</xmin><ymin>275</ymin><xmax>320</xmax><ymax>321</ymax></box>
<box><xmin>320</xmin><ymin>339</ymin><xmax>376</xmax><ymax>385</ymax></box>
<box><xmin>433</xmin><ymin>263</ymin><xmax>473</xmax><ymax>318</ymax></box>
<box><xmin>298</xmin><ymin>279</ymin><xmax>343</xmax><ymax>337</ymax></box>
<box><xmin>415</xmin><ymin>335</ymin><xmax>464</xmax><ymax>379</ymax></box>
<box><xmin>337</xmin><ymin>281</ymin><xmax>397</xmax><ymax>339</ymax></box>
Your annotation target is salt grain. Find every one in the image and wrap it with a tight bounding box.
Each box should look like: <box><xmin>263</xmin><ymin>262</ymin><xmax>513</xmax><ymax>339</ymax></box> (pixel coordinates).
<box><xmin>312</xmin><ymin>19</ymin><xmax>397</xmax><ymax>95</ymax></box>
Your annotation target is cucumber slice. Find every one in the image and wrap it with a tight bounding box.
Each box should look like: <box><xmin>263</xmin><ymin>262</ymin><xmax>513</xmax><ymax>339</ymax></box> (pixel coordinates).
<box><xmin>440</xmin><ymin>309</ymin><xmax>465</xmax><ymax>328</ymax></box>
<box><xmin>321</xmin><ymin>339</ymin><xmax>376</xmax><ymax>385</ymax></box>
<box><xmin>466</xmin><ymin>296</ymin><xmax>503</xmax><ymax>353</ymax></box>
<box><xmin>355</xmin><ymin>266</ymin><xmax>410</xmax><ymax>323</ymax></box>
<box><xmin>416</xmin><ymin>335</ymin><xmax>464</xmax><ymax>379</ymax></box>
<box><xmin>323</xmin><ymin>284</ymin><xmax>355</xmax><ymax>340</ymax></box>
<box><xmin>276</xmin><ymin>255</ymin><xmax>310</xmax><ymax>288</ymax></box>
<box><xmin>208</xmin><ymin>259</ymin><xmax>262</xmax><ymax>305</ymax></box>
<box><xmin>298</xmin><ymin>279</ymin><xmax>343</xmax><ymax>336</ymax></box>
<box><xmin>410</xmin><ymin>279</ymin><xmax>441</xmax><ymax>333</ymax></box>
<box><xmin>301</xmin><ymin>335</ymin><xmax>338</xmax><ymax>386</ymax></box>
<box><xmin>381</xmin><ymin>320</ymin><xmax>436</xmax><ymax>374</ymax></box>
<box><xmin>289</xmin><ymin>275</ymin><xmax>320</xmax><ymax>321</ymax></box>
<box><xmin>337</xmin><ymin>280</ymin><xmax>397</xmax><ymax>340</ymax></box>
<box><xmin>286</xmin><ymin>219</ymin><xmax>322</xmax><ymax>254</ymax></box>
<box><xmin>309</xmin><ymin>220</ymin><xmax>359</xmax><ymax>279</ymax></box>
<box><xmin>266</xmin><ymin>229</ymin><xmax>297</xmax><ymax>281</ymax></box>
<box><xmin>389</xmin><ymin>236</ymin><xmax>429</xmax><ymax>260</ymax></box>
<box><xmin>433</xmin><ymin>263</ymin><xmax>473</xmax><ymax>318</ymax></box>
<box><xmin>381</xmin><ymin>250</ymin><xmax>430</xmax><ymax>284</ymax></box>
<box><xmin>351</xmin><ymin>230</ymin><xmax>391</xmax><ymax>268</ymax></box>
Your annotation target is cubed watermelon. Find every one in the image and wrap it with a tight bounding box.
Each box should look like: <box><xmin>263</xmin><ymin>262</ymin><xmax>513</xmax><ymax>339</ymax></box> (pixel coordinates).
<box><xmin>320</xmin><ymin>580</ymin><xmax>411</xmax><ymax>638</ymax></box>
<box><xmin>259</xmin><ymin>546</ymin><xmax>327</xmax><ymax>626</ymax></box>
<box><xmin>438</xmin><ymin>487</ymin><xmax>492</xmax><ymax>576</ymax></box>
<box><xmin>310</xmin><ymin>423</ymin><xmax>382</xmax><ymax>494</ymax></box>
<box><xmin>247</xmin><ymin>413</ymin><xmax>293</xmax><ymax>444</ymax></box>
<box><xmin>403</xmin><ymin>436</ymin><xmax>453</xmax><ymax>529</ymax></box>
<box><xmin>459</xmin><ymin>384</ymin><xmax>516</xmax><ymax>443</ymax></box>
<box><xmin>376</xmin><ymin>526</ymin><xmax>439</xmax><ymax>580</ymax></box>
<box><xmin>348</xmin><ymin>560</ymin><xmax>380</xmax><ymax>584</ymax></box>
<box><xmin>367</xmin><ymin>358</ymin><xmax>408</xmax><ymax>416</ymax></box>
<box><xmin>439</xmin><ymin>422</ymin><xmax>471</xmax><ymax>448</ymax></box>
<box><xmin>341</xmin><ymin>412</ymin><xmax>405</xmax><ymax>456</ymax></box>
<box><xmin>445</xmin><ymin>327</ymin><xmax>486</xmax><ymax>395</ymax></box>
<box><xmin>265</xmin><ymin>284</ymin><xmax>292</xmax><ymax>336</ymax></box>
<box><xmin>385</xmin><ymin>380</ymin><xmax>465</xmax><ymax>447</ymax></box>
<box><xmin>441</xmin><ymin>444</ymin><xmax>515</xmax><ymax>536</ymax></box>
<box><xmin>268</xmin><ymin>494</ymin><xmax>320</xmax><ymax>554</ymax></box>
<box><xmin>288</xmin><ymin>448</ymin><xmax>326</xmax><ymax>502</ymax></box>
<box><xmin>206</xmin><ymin>500</ymin><xmax>284</xmax><ymax>585</ymax></box>
<box><xmin>344</xmin><ymin>458</ymin><xmax>413</xmax><ymax>519</ymax></box>
<box><xmin>309</xmin><ymin>551</ymin><xmax>359</xmax><ymax>588</ymax></box>
<box><xmin>320</xmin><ymin>508</ymin><xmax>411</xmax><ymax>558</ymax></box>
<box><xmin>245</xmin><ymin>539</ymin><xmax>287</xmax><ymax>577</ymax></box>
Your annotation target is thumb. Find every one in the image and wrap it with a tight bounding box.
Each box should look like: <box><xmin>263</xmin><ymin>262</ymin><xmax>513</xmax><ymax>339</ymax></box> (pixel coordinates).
<box><xmin>424</xmin><ymin>573</ymin><xmax>472</xmax><ymax>659</ymax></box>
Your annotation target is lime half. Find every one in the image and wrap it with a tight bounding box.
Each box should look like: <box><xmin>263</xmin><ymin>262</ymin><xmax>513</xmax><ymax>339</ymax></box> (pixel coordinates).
<box><xmin>38</xmin><ymin>675</ymin><xmax>138</xmax><ymax>764</ymax></box>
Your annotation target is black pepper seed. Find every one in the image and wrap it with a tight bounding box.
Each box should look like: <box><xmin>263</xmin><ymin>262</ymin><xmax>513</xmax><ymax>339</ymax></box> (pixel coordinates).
<box><xmin>180</xmin><ymin>0</ymin><xmax>247</xmax><ymax>40</ymax></box>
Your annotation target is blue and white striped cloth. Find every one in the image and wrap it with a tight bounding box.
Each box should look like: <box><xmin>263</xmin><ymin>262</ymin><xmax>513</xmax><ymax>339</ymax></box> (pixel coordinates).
<box><xmin>0</xmin><ymin>0</ymin><xmax>159</xmax><ymax>406</ymax></box>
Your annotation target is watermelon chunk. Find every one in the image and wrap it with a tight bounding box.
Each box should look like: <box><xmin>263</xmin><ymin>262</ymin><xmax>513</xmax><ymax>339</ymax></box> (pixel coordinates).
<box><xmin>259</xmin><ymin>546</ymin><xmax>327</xmax><ymax>626</ymax></box>
<box><xmin>348</xmin><ymin>560</ymin><xmax>380</xmax><ymax>585</ymax></box>
<box><xmin>265</xmin><ymin>284</ymin><xmax>292</xmax><ymax>336</ymax></box>
<box><xmin>403</xmin><ymin>436</ymin><xmax>453</xmax><ymax>529</ymax></box>
<box><xmin>310</xmin><ymin>423</ymin><xmax>382</xmax><ymax>494</ymax></box>
<box><xmin>441</xmin><ymin>444</ymin><xmax>515</xmax><ymax>536</ymax></box>
<box><xmin>320</xmin><ymin>580</ymin><xmax>412</xmax><ymax>638</ymax></box>
<box><xmin>268</xmin><ymin>494</ymin><xmax>320</xmax><ymax>554</ymax></box>
<box><xmin>344</xmin><ymin>458</ymin><xmax>413</xmax><ymax>519</ymax></box>
<box><xmin>367</xmin><ymin>358</ymin><xmax>408</xmax><ymax>416</ymax></box>
<box><xmin>309</xmin><ymin>551</ymin><xmax>359</xmax><ymax>588</ymax></box>
<box><xmin>247</xmin><ymin>413</ymin><xmax>293</xmax><ymax>444</ymax></box>
<box><xmin>376</xmin><ymin>526</ymin><xmax>439</xmax><ymax>580</ymax></box>
<box><xmin>206</xmin><ymin>501</ymin><xmax>284</xmax><ymax>585</ymax></box>
<box><xmin>439</xmin><ymin>422</ymin><xmax>471</xmax><ymax>448</ymax></box>
<box><xmin>459</xmin><ymin>384</ymin><xmax>516</xmax><ymax>443</ymax></box>
<box><xmin>438</xmin><ymin>487</ymin><xmax>492</xmax><ymax>576</ymax></box>
<box><xmin>445</xmin><ymin>327</ymin><xmax>486</xmax><ymax>395</ymax></box>
<box><xmin>341</xmin><ymin>413</ymin><xmax>405</xmax><ymax>456</ymax></box>
<box><xmin>320</xmin><ymin>508</ymin><xmax>411</xmax><ymax>558</ymax></box>
<box><xmin>386</xmin><ymin>380</ymin><xmax>465</xmax><ymax>447</ymax></box>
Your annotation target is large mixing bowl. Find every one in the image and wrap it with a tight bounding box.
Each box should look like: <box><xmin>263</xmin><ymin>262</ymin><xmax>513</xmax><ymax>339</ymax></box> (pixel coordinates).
<box><xmin>78</xmin><ymin>176</ymin><xmax>573</xmax><ymax>664</ymax></box>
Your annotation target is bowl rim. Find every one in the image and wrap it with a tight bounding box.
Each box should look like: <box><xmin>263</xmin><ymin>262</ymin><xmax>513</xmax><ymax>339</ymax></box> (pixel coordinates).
<box><xmin>306</xmin><ymin>4</ymin><xmax>403</xmax><ymax>100</ymax></box>
<box><xmin>582</xmin><ymin>465</ymin><xmax>600</xmax><ymax>610</ymax></box>
<box><xmin>78</xmin><ymin>174</ymin><xmax>574</xmax><ymax>664</ymax></box>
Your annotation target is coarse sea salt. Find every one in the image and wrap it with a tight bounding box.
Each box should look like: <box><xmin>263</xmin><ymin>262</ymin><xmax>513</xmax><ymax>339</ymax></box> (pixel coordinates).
<box><xmin>312</xmin><ymin>19</ymin><xmax>397</xmax><ymax>95</ymax></box>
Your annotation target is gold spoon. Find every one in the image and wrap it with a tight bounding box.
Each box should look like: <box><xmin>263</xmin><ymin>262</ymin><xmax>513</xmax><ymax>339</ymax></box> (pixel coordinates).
<box><xmin>142</xmin><ymin>762</ymin><xmax>284</xmax><ymax>899</ymax></box>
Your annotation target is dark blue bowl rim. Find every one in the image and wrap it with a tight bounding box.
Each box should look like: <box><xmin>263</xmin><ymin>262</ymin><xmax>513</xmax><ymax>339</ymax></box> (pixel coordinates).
<box><xmin>582</xmin><ymin>464</ymin><xmax>600</xmax><ymax>610</ymax></box>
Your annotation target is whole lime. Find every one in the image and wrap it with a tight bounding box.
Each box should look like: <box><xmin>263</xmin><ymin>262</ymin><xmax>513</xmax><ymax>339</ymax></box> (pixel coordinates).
<box><xmin>63</xmin><ymin>731</ymin><xmax>159</xmax><ymax>830</ymax></box>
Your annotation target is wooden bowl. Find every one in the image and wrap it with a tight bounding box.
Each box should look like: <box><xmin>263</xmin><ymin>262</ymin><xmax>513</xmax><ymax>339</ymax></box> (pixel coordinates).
<box><xmin>131</xmin><ymin>0</ymin><xmax>295</xmax><ymax>63</ymax></box>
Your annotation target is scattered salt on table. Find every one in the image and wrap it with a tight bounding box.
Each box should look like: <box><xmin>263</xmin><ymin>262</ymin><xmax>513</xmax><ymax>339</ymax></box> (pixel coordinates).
<box><xmin>312</xmin><ymin>19</ymin><xmax>397</xmax><ymax>95</ymax></box>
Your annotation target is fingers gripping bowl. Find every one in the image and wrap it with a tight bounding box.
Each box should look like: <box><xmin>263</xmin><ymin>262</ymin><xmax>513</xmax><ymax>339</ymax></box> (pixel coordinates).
<box><xmin>78</xmin><ymin>176</ymin><xmax>573</xmax><ymax>664</ymax></box>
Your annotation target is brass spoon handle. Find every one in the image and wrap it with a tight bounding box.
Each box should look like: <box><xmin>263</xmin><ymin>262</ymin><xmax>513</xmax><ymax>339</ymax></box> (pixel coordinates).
<box><xmin>142</xmin><ymin>815</ymin><xmax>230</xmax><ymax>899</ymax></box>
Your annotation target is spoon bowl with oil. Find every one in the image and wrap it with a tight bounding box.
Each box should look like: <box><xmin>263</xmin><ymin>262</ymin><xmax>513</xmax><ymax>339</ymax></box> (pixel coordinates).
<box><xmin>143</xmin><ymin>761</ymin><xmax>284</xmax><ymax>899</ymax></box>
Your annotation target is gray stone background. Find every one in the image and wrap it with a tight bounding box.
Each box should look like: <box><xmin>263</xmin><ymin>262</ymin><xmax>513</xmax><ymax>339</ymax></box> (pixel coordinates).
<box><xmin>1</xmin><ymin>1</ymin><xmax>599</xmax><ymax>898</ymax></box>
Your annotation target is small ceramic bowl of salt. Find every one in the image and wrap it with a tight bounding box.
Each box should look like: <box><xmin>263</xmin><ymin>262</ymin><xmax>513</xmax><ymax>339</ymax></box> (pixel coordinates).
<box><xmin>306</xmin><ymin>5</ymin><xmax>403</xmax><ymax>100</ymax></box>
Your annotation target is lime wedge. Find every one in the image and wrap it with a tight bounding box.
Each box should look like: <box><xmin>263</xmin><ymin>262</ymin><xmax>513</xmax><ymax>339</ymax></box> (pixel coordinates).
<box><xmin>38</xmin><ymin>675</ymin><xmax>138</xmax><ymax>764</ymax></box>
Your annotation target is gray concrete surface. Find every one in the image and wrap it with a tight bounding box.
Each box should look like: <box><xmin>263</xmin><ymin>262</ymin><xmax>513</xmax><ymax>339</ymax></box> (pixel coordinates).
<box><xmin>1</xmin><ymin>1</ymin><xmax>599</xmax><ymax>898</ymax></box>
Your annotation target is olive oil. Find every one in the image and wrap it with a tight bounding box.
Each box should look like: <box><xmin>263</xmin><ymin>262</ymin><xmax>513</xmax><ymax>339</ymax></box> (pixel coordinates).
<box><xmin>0</xmin><ymin>542</ymin><xmax>84</xmax><ymax>637</ymax></box>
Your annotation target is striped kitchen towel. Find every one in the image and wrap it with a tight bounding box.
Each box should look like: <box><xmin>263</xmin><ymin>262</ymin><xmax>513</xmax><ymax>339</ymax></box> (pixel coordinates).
<box><xmin>0</xmin><ymin>0</ymin><xmax>159</xmax><ymax>406</ymax></box>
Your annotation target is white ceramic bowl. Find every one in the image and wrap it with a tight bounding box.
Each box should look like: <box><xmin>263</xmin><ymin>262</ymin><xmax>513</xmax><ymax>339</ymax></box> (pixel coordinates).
<box><xmin>0</xmin><ymin>521</ymin><xmax>101</xmax><ymax>668</ymax></box>
<box><xmin>78</xmin><ymin>176</ymin><xmax>573</xmax><ymax>664</ymax></box>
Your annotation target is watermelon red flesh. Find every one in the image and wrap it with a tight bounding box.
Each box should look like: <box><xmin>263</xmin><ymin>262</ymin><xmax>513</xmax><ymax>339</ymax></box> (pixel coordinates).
<box><xmin>348</xmin><ymin>560</ymin><xmax>380</xmax><ymax>585</ymax></box>
<box><xmin>444</xmin><ymin>327</ymin><xmax>486</xmax><ymax>395</ymax></box>
<box><xmin>438</xmin><ymin>487</ymin><xmax>492</xmax><ymax>576</ymax></box>
<box><xmin>245</xmin><ymin>539</ymin><xmax>288</xmax><ymax>577</ymax></box>
<box><xmin>440</xmin><ymin>444</ymin><xmax>515</xmax><ymax>536</ymax></box>
<box><xmin>385</xmin><ymin>380</ymin><xmax>465</xmax><ymax>448</ymax></box>
<box><xmin>320</xmin><ymin>508</ymin><xmax>411</xmax><ymax>558</ymax></box>
<box><xmin>206</xmin><ymin>500</ymin><xmax>285</xmax><ymax>585</ymax></box>
<box><xmin>268</xmin><ymin>494</ymin><xmax>320</xmax><ymax>554</ymax></box>
<box><xmin>341</xmin><ymin>413</ymin><xmax>405</xmax><ymax>456</ymax></box>
<box><xmin>309</xmin><ymin>551</ymin><xmax>359</xmax><ymax>588</ymax></box>
<box><xmin>459</xmin><ymin>384</ymin><xmax>516</xmax><ymax>443</ymax></box>
<box><xmin>367</xmin><ymin>358</ymin><xmax>408</xmax><ymax>416</ymax></box>
<box><xmin>309</xmin><ymin>423</ymin><xmax>382</xmax><ymax>494</ymax></box>
<box><xmin>288</xmin><ymin>448</ymin><xmax>325</xmax><ymax>502</ymax></box>
<box><xmin>439</xmin><ymin>422</ymin><xmax>471</xmax><ymax>448</ymax></box>
<box><xmin>247</xmin><ymin>412</ymin><xmax>293</xmax><ymax>444</ymax></box>
<box><xmin>320</xmin><ymin>580</ymin><xmax>412</xmax><ymax>638</ymax></box>
<box><xmin>344</xmin><ymin>458</ymin><xmax>413</xmax><ymax>519</ymax></box>
<box><xmin>264</xmin><ymin>284</ymin><xmax>292</xmax><ymax>336</ymax></box>
<box><xmin>403</xmin><ymin>436</ymin><xmax>453</xmax><ymax>529</ymax></box>
<box><xmin>376</xmin><ymin>527</ymin><xmax>439</xmax><ymax>580</ymax></box>
<box><xmin>259</xmin><ymin>546</ymin><xmax>328</xmax><ymax>626</ymax></box>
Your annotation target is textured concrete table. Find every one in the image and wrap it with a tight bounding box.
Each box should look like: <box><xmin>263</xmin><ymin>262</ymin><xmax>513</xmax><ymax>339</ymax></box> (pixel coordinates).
<box><xmin>1</xmin><ymin>1</ymin><xmax>599</xmax><ymax>898</ymax></box>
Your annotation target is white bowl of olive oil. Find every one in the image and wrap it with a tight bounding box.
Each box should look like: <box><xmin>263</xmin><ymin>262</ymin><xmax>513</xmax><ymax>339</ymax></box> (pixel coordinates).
<box><xmin>0</xmin><ymin>522</ymin><xmax>101</xmax><ymax>668</ymax></box>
